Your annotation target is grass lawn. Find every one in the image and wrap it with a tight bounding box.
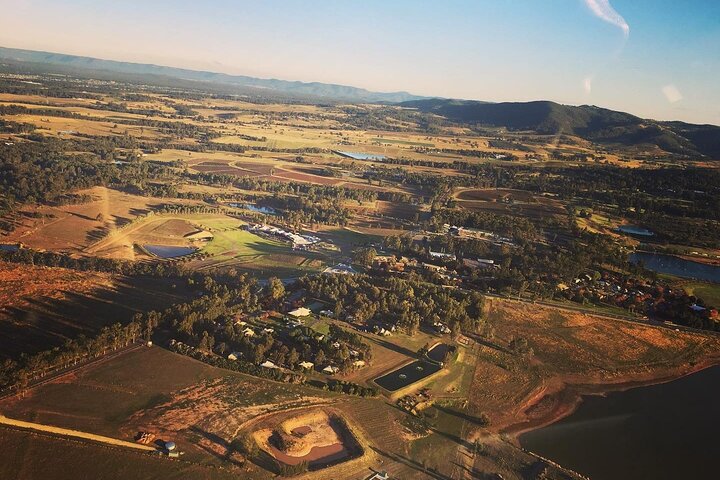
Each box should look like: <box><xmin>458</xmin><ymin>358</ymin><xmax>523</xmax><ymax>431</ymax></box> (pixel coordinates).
<box><xmin>682</xmin><ymin>281</ymin><xmax>720</xmax><ymax>307</ymax></box>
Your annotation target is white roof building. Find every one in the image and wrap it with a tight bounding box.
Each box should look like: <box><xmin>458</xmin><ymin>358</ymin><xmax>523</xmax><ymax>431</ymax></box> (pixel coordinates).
<box><xmin>288</xmin><ymin>307</ymin><xmax>311</xmax><ymax>318</ymax></box>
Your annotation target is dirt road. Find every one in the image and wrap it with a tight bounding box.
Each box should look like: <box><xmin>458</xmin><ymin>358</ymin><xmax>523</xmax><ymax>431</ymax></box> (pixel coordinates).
<box><xmin>0</xmin><ymin>414</ymin><xmax>157</xmax><ymax>452</ymax></box>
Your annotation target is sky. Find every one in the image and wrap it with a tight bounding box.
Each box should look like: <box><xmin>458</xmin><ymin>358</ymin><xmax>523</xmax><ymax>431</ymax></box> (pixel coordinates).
<box><xmin>1</xmin><ymin>0</ymin><xmax>719</xmax><ymax>124</ymax></box>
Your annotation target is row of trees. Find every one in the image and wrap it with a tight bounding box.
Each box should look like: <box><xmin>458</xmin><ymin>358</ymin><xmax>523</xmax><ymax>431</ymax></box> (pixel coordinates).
<box><xmin>0</xmin><ymin>322</ymin><xmax>147</xmax><ymax>393</ymax></box>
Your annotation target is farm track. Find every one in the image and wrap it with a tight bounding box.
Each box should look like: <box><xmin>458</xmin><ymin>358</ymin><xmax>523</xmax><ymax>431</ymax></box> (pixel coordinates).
<box><xmin>0</xmin><ymin>343</ymin><xmax>144</xmax><ymax>401</ymax></box>
<box><xmin>0</xmin><ymin>415</ymin><xmax>157</xmax><ymax>452</ymax></box>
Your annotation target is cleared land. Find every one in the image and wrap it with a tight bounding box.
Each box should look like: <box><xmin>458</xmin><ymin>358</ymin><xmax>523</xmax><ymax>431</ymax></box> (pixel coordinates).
<box><xmin>3</xmin><ymin>186</ymin><xmax>202</xmax><ymax>256</ymax></box>
<box><xmin>454</xmin><ymin>188</ymin><xmax>567</xmax><ymax>219</ymax></box>
<box><xmin>467</xmin><ymin>298</ymin><xmax>720</xmax><ymax>433</ymax></box>
<box><xmin>0</xmin><ymin>262</ymin><xmax>187</xmax><ymax>360</ymax></box>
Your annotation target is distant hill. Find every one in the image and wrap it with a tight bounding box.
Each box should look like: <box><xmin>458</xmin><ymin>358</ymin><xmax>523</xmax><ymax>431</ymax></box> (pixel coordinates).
<box><xmin>0</xmin><ymin>46</ymin><xmax>425</xmax><ymax>103</ymax></box>
<box><xmin>401</xmin><ymin>99</ymin><xmax>720</xmax><ymax>158</ymax></box>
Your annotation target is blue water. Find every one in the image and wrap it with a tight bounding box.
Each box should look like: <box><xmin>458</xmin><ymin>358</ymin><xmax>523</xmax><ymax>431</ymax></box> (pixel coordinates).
<box><xmin>616</xmin><ymin>225</ymin><xmax>654</xmax><ymax>236</ymax></box>
<box><xmin>520</xmin><ymin>365</ymin><xmax>720</xmax><ymax>480</ymax></box>
<box><xmin>334</xmin><ymin>151</ymin><xmax>387</xmax><ymax>161</ymax></box>
<box><xmin>143</xmin><ymin>245</ymin><xmax>197</xmax><ymax>258</ymax></box>
<box><xmin>630</xmin><ymin>252</ymin><xmax>720</xmax><ymax>283</ymax></box>
<box><xmin>229</xmin><ymin>203</ymin><xmax>277</xmax><ymax>215</ymax></box>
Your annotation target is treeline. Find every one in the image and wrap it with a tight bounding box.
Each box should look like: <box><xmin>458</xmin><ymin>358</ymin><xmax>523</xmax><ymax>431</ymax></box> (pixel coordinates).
<box><xmin>0</xmin><ymin>248</ymin><xmax>188</xmax><ymax>277</ymax></box>
<box><xmin>263</xmin><ymin>194</ymin><xmax>350</xmax><ymax>226</ymax></box>
<box><xmin>0</xmin><ymin>142</ymin><xmax>116</xmax><ymax>218</ymax></box>
<box><xmin>430</xmin><ymin>208</ymin><xmax>541</xmax><ymax>242</ymax></box>
<box><xmin>0</xmin><ymin>322</ymin><xmax>142</xmax><ymax>393</ymax></box>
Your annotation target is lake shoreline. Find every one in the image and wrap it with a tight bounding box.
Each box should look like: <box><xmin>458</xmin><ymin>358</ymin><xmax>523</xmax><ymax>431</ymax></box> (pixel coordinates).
<box><xmin>636</xmin><ymin>249</ymin><xmax>720</xmax><ymax>268</ymax></box>
<box><xmin>501</xmin><ymin>356</ymin><xmax>720</xmax><ymax>444</ymax></box>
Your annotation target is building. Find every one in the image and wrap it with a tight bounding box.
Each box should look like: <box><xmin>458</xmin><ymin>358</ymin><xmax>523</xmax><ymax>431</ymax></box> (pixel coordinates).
<box><xmin>322</xmin><ymin>365</ymin><xmax>339</xmax><ymax>375</ymax></box>
<box><xmin>288</xmin><ymin>307</ymin><xmax>311</xmax><ymax>318</ymax></box>
<box><xmin>299</xmin><ymin>361</ymin><xmax>315</xmax><ymax>370</ymax></box>
<box><xmin>260</xmin><ymin>360</ymin><xmax>279</xmax><ymax>369</ymax></box>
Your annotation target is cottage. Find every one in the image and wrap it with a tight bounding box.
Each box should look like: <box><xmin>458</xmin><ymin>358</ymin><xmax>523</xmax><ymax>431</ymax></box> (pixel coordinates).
<box><xmin>242</xmin><ymin>327</ymin><xmax>255</xmax><ymax>337</ymax></box>
<box><xmin>299</xmin><ymin>361</ymin><xmax>315</xmax><ymax>370</ymax></box>
<box><xmin>260</xmin><ymin>360</ymin><xmax>279</xmax><ymax>369</ymax></box>
<box><xmin>353</xmin><ymin>360</ymin><xmax>366</xmax><ymax>368</ymax></box>
<box><xmin>322</xmin><ymin>365</ymin><xmax>339</xmax><ymax>375</ymax></box>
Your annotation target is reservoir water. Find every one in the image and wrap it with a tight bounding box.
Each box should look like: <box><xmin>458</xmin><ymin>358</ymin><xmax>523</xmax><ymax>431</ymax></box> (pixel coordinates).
<box><xmin>629</xmin><ymin>252</ymin><xmax>720</xmax><ymax>283</ymax></box>
<box><xmin>519</xmin><ymin>365</ymin><xmax>720</xmax><ymax>480</ymax></box>
<box><xmin>143</xmin><ymin>245</ymin><xmax>197</xmax><ymax>258</ymax></box>
<box><xmin>616</xmin><ymin>225</ymin><xmax>654</xmax><ymax>236</ymax></box>
<box><xmin>374</xmin><ymin>360</ymin><xmax>441</xmax><ymax>391</ymax></box>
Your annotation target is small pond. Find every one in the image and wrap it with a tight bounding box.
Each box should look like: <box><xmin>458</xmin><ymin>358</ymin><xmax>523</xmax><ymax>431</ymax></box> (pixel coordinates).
<box><xmin>616</xmin><ymin>225</ymin><xmax>654</xmax><ymax>236</ymax></box>
<box><xmin>143</xmin><ymin>244</ymin><xmax>197</xmax><ymax>258</ymax></box>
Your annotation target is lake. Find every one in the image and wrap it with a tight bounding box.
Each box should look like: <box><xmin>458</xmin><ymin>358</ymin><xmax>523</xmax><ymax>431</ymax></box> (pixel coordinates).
<box><xmin>520</xmin><ymin>365</ymin><xmax>720</xmax><ymax>480</ymax></box>
<box><xmin>630</xmin><ymin>252</ymin><xmax>720</xmax><ymax>283</ymax></box>
<box><xmin>374</xmin><ymin>360</ymin><xmax>441</xmax><ymax>391</ymax></box>
<box><xmin>143</xmin><ymin>245</ymin><xmax>197</xmax><ymax>258</ymax></box>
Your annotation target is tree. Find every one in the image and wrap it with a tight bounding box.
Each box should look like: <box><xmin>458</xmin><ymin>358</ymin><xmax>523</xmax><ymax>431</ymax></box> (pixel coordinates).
<box><xmin>266</xmin><ymin>277</ymin><xmax>285</xmax><ymax>306</ymax></box>
<box><xmin>315</xmin><ymin>349</ymin><xmax>326</xmax><ymax>366</ymax></box>
<box><xmin>352</xmin><ymin>247</ymin><xmax>377</xmax><ymax>267</ymax></box>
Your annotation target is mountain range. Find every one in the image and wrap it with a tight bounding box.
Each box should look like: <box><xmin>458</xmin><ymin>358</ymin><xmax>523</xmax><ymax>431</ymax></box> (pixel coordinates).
<box><xmin>1</xmin><ymin>46</ymin><xmax>718</xmax><ymax>158</ymax></box>
<box><xmin>401</xmin><ymin>99</ymin><xmax>720</xmax><ymax>158</ymax></box>
<box><xmin>0</xmin><ymin>46</ymin><xmax>424</xmax><ymax>103</ymax></box>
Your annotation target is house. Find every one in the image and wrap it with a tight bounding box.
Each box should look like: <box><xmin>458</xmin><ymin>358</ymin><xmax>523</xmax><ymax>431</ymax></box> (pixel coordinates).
<box><xmin>263</xmin><ymin>327</ymin><xmax>275</xmax><ymax>334</ymax></box>
<box><xmin>299</xmin><ymin>361</ymin><xmax>315</xmax><ymax>370</ymax></box>
<box><xmin>260</xmin><ymin>360</ymin><xmax>279</xmax><ymax>369</ymax></box>
<box><xmin>378</xmin><ymin>328</ymin><xmax>392</xmax><ymax>337</ymax></box>
<box><xmin>322</xmin><ymin>365</ymin><xmax>339</xmax><ymax>375</ymax></box>
<box><xmin>227</xmin><ymin>352</ymin><xmax>241</xmax><ymax>361</ymax></box>
<box><xmin>323</xmin><ymin>263</ymin><xmax>358</xmax><ymax>275</ymax></box>
<box><xmin>288</xmin><ymin>307</ymin><xmax>311</xmax><ymax>318</ymax></box>
<box><xmin>353</xmin><ymin>360</ymin><xmax>366</xmax><ymax>368</ymax></box>
<box><xmin>243</xmin><ymin>327</ymin><xmax>255</xmax><ymax>337</ymax></box>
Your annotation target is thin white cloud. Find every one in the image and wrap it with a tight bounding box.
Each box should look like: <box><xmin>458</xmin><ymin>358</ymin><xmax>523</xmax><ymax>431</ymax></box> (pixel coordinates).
<box><xmin>584</xmin><ymin>0</ymin><xmax>630</xmax><ymax>38</ymax></box>
<box><xmin>662</xmin><ymin>84</ymin><xmax>683</xmax><ymax>103</ymax></box>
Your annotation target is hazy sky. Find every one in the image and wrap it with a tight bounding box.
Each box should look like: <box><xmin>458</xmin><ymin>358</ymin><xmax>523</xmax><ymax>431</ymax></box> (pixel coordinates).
<box><xmin>1</xmin><ymin>0</ymin><xmax>719</xmax><ymax>124</ymax></box>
